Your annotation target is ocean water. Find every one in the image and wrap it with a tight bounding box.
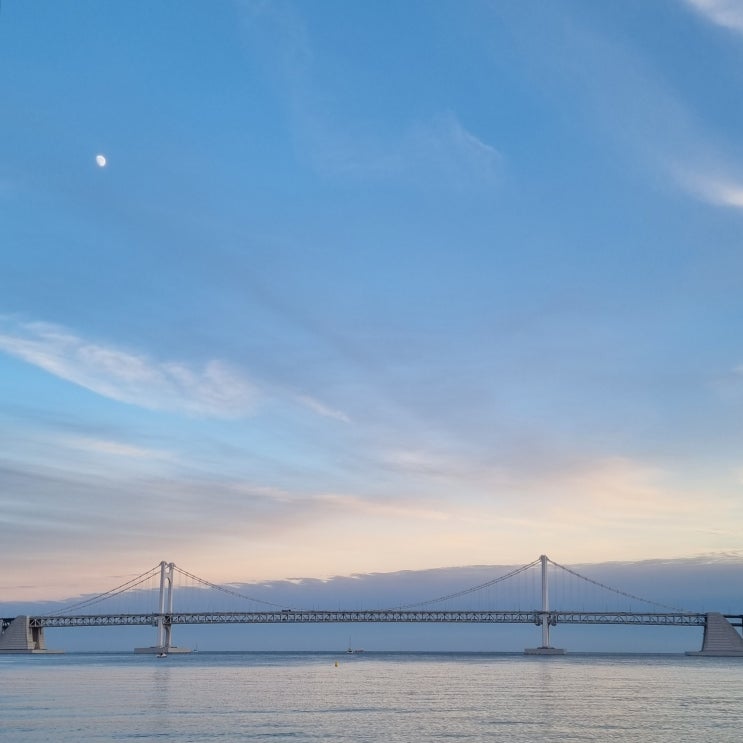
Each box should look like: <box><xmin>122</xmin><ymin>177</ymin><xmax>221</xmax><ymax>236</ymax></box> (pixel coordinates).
<box><xmin>1</xmin><ymin>652</ymin><xmax>742</xmax><ymax>742</ymax></box>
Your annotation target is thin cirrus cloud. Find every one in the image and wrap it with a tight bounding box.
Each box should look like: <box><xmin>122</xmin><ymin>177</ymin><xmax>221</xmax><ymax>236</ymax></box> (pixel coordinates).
<box><xmin>300</xmin><ymin>111</ymin><xmax>502</xmax><ymax>189</ymax></box>
<box><xmin>674</xmin><ymin>168</ymin><xmax>743</xmax><ymax>209</ymax></box>
<box><xmin>237</xmin><ymin>0</ymin><xmax>500</xmax><ymax>187</ymax></box>
<box><xmin>403</xmin><ymin>113</ymin><xmax>502</xmax><ymax>188</ymax></box>
<box><xmin>295</xmin><ymin>395</ymin><xmax>351</xmax><ymax>423</ymax></box>
<box><xmin>684</xmin><ymin>0</ymin><xmax>743</xmax><ymax>34</ymax></box>
<box><xmin>0</xmin><ymin>318</ymin><xmax>259</xmax><ymax>418</ymax></box>
<box><xmin>520</xmin><ymin>4</ymin><xmax>743</xmax><ymax>213</ymax></box>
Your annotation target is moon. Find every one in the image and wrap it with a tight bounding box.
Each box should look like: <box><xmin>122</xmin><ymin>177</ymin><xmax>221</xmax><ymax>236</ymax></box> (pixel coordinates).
<box><xmin>95</xmin><ymin>154</ymin><xmax>107</xmax><ymax>168</ymax></box>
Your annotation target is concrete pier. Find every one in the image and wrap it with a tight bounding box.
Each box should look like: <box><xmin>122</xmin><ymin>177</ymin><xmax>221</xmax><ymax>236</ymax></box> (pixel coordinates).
<box><xmin>0</xmin><ymin>616</ymin><xmax>60</xmax><ymax>654</ymax></box>
<box><xmin>524</xmin><ymin>646</ymin><xmax>566</xmax><ymax>655</ymax></box>
<box><xmin>686</xmin><ymin>613</ymin><xmax>743</xmax><ymax>657</ymax></box>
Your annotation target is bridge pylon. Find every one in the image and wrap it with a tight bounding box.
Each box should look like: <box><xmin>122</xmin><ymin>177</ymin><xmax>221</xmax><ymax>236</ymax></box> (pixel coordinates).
<box><xmin>525</xmin><ymin>555</ymin><xmax>565</xmax><ymax>655</ymax></box>
<box><xmin>134</xmin><ymin>561</ymin><xmax>190</xmax><ymax>655</ymax></box>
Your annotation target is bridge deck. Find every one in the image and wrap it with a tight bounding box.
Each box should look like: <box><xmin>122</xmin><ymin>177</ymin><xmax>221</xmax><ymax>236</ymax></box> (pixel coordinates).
<box><xmin>25</xmin><ymin>610</ymin><xmax>710</xmax><ymax>629</ymax></box>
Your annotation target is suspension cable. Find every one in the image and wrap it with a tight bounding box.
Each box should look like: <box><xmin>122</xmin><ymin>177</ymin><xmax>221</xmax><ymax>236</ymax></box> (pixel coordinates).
<box><xmin>389</xmin><ymin>558</ymin><xmax>542</xmax><ymax>610</ymax></box>
<box><xmin>173</xmin><ymin>566</ymin><xmax>289</xmax><ymax>609</ymax></box>
<box><xmin>546</xmin><ymin>557</ymin><xmax>687</xmax><ymax>612</ymax></box>
<box><xmin>45</xmin><ymin>565</ymin><xmax>163</xmax><ymax>615</ymax></box>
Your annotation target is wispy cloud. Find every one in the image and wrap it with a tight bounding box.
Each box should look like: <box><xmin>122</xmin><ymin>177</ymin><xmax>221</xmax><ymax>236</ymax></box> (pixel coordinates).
<box><xmin>301</xmin><ymin>112</ymin><xmax>502</xmax><ymax>188</ymax></box>
<box><xmin>0</xmin><ymin>318</ymin><xmax>259</xmax><ymax>418</ymax></box>
<box><xmin>235</xmin><ymin>1</ymin><xmax>501</xmax><ymax>189</ymax></box>
<box><xmin>295</xmin><ymin>395</ymin><xmax>351</xmax><ymax>423</ymax></box>
<box><xmin>674</xmin><ymin>168</ymin><xmax>743</xmax><ymax>208</ymax></box>
<box><xmin>59</xmin><ymin>435</ymin><xmax>171</xmax><ymax>460</ymax></box>
<box><xmin>0</xmin><ymin>317</ymin><xmax>352</xmax><ymax>424</ymax></box>
<box><xmin>403</xmin><ymin>113</ymin><xmax>502</xmax><ymax>189</ymax></box>
<box><xmin>500</xmin><ymin>3</ymin><xmax>743</xmax><ymax>211</ymax></box>
<box><xmin>684</xmin><ymin>0</ymin><xmax>743</xmax><ymax>34</ymax></box>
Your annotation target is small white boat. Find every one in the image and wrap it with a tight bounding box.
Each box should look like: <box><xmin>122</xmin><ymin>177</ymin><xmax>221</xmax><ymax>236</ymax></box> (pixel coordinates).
<box><xmin>346</xmin><ymin>637</ymin><xmax>364</xmax><ymax>654</ymax></box>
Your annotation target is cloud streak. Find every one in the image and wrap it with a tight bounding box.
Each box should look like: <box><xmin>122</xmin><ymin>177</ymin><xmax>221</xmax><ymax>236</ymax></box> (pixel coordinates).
<box><xmin>0</xmin><ymin>318</ymin><xmax>260</xmax><ymax>418</ymax></box>
<box><xmin>494</xmin><ymin>3</ymin><xmax>743</xmax><ymax>212</ymax></box>
<box><xmin>674</xmin><ymin>168</ymin><xmax>743</xmax><ymax>209</ymax></box>
<box><xmin>0</xmin><ymin>317</ymin><xmax>353</xmax><ymax>431</ymax></box>
<box><xmin>59</xmin><ymin>435</ymin><xmax>171</xmax><ymax>460</ymax></box>
<box><xmin>295</xmin><ymin>395</ymin><xmax>351</xmax><ymax>423</ymax></box>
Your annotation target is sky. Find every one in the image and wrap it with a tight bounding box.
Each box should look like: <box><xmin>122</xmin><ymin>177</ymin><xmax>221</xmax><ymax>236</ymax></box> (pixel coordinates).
<box><xmin>2</xmin><ymin>0</ymin><xmax>743</xmax><ymax>614</ymax></box>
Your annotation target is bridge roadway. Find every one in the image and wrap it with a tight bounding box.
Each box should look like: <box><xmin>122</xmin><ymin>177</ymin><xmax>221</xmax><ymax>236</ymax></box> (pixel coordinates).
<box><xmin>20</xmin><ymin>609</ymin><xmax>716</xmax><ymax>629</ymax></box>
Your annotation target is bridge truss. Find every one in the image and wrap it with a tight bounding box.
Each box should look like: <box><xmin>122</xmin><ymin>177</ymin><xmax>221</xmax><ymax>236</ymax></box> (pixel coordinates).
<box><xmin>27</xmin><ymin>609</ymin><xmax>709</xmax><ymax>629</ymax></box>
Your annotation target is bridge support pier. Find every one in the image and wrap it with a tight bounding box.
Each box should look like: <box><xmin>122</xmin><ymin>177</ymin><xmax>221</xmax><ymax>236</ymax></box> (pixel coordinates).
<box><xmin>0</xmin><ymin>615</ymin><xmax>60</xmax><ymax>654</ymax></box>
<box><xmin>525</xmin><ymin>555</ymin><xmax>565</xmax><ymax>655</ymax></box>
<box><xmin>686</xmin><ymin>613</ymin><xmax>743</xmax><ymax>657</ymax></box>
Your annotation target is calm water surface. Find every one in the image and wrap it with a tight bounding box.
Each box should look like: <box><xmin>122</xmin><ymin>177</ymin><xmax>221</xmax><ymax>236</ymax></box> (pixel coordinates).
<box><xmin>2</xmin><ymin>652</ymin><xmax>742</xmax><ymax>742</ymax></box>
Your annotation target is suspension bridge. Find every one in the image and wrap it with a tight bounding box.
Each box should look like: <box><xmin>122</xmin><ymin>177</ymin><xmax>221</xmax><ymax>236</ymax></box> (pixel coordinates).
<box><xmin>2</xmin><ymin>555</ymin><xmax>742</xmax><ymax>656</ymax></box>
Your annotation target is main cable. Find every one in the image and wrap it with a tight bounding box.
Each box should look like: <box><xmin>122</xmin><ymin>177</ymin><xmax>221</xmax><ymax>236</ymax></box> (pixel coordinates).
<box><xmin>44</xmin><ymin>565</ymin><xmax>163</xmax><ymax>615</ymax></box>
<box><xmin>389</xmin><ymin>558</ymin><xmax>542</xmax><ymax>610</ymax></box>
<box><xmin>547</xmin><ymin>558</ymin><xmax>687</xmax><ymax>613</ymax></box>
<box><xmin>173</xmin><ymin>566</ymin><xmax>289</xmax><ymax>609</ymax></box>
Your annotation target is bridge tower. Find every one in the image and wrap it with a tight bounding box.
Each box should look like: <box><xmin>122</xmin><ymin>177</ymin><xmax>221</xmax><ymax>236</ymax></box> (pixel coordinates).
<box><xmin>134</xmin><ymin>561</ymin><xmax>190</xmax><ymax>654</ymax></box>
<box><xmin>525</xmin><ymin>555</ymin><xmax>565</xmax><ymax>655</ymax></box>
<box><xmin>157</xmin><ymin>561</ymin><xmax>174</xmax><ymax>651</ymax></box>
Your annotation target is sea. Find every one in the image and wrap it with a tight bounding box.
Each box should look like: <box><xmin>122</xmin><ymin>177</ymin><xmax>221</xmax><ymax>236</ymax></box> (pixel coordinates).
<box><xmin>2</xmin><ymin>652</ymin><xmax>742</xmax><ymax>742</ymax></box>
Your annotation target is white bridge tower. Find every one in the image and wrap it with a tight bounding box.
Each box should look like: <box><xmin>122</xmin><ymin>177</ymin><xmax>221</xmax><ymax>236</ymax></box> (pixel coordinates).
<box><xmin>134</xmin><ymin>561</ymin><xmax>190</xmax><ymax>655</ymax></box>
<box><xmin>525</xmin><ymin>555</ymin><xmax>565</xmax><ymax>655</ymax></box>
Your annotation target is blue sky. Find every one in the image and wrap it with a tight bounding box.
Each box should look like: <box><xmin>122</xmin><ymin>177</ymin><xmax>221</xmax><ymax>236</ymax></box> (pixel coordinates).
<box><xmin>2</xmin><ymin>0</ymin><xmax>743</xmax><ymax>604</ymax></box>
